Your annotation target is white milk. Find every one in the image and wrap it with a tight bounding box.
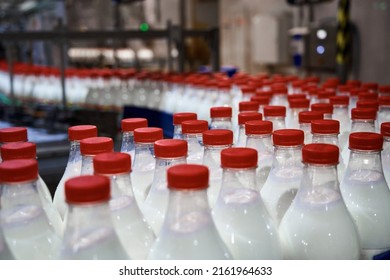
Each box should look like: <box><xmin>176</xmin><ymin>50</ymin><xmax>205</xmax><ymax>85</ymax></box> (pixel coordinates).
<box><xmin>131</xmin><ymin>170</ymin><xmax>154</xmax><ymax>208</ymax></box>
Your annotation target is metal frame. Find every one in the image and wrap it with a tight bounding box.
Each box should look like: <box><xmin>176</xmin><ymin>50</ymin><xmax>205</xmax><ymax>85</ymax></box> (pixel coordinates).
<box><xmin>1</xmin><ymin>22</ymin><xmax>220</xmax><ymax>109</ymax></box>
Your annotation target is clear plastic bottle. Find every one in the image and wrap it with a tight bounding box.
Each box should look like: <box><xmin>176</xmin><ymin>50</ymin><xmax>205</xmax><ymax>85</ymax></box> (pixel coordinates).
<box><xmin>131</xmin><ymin>127</ymin><xmax>163</xmax><ymax>208</ymax></box>
<box><xmin>235</xmin><ymin>112</ymin><xmax>263</xmax><ymax>147</ymax></box>
<box><xmin>263</xmin><ymin>106</ymin><xmax>286</xmax><ymax>130</ymax></box>
<box><xmin>329</xmin><ymin>96</ymin><xmax>350</xmax><ymax>149</ymax></box>
<box><xmin>245</xmin><ymin>120</ymin><xmax>274</xmax><ymax>190</ymax></box>
<box><xmin>270</xmin><ymin>84</ymin><xmax>288</xmax><ymax>107</ymax></box>
<box><xmin>311</xmin><ymin>119</ymin><xmax>346</xmax><ymax>181</ymax></box>
<box><xmin>279</xmin><ymin>143</ymin><xmax>360</xmax><ymax>259</ymax></box>
<box><xmin>298</xmin><ymin>111</ymin><xmax>324</xmax><ymax>144</ymax></box>
<box><xmin>143</xmin><ymin>139</ymin><xmax>188</xmax><ymax>235</ymax></box>
<box><xmin>60</xmin><ymin>175</ymin><xmax>129</xmax><ymax>260</ymax></box>
<box><xmin>54</xmin><ymin>125</ymin><xmax>97</xmax><ymax>220</ymax></box>
<box><xmin>0</xmin><ymin>159</ymin><xmax>61</xmax><ymax>259</ymax></box>
<box><xmin>209</xmin><ymin>106</ymin><xmax>233</xmax><ymax>130</ymax></box>
<box><xmin>251</xmin><ymin>94</ymin><xmax>271</xmax><ymax>115</ymax></box>
<box><xmin>0</xmin><ymin>224</ymin><xmax>14</xmax><ymax>259</ymax></box>
<box><xmin>311</xmin><ymin>103</ymin><xmax>333</xmax><ymax>120</ymax></box>
<box><xmin>1</xmin><ymin>142</ymin><xmax>63</xmax><ymax>237</ymax></box>
<box><xmin>261</xmin><ymin>129</ymin><xmax>304</xmax><ymax>226</ymax></box>
<box><xmin>93</xmin><ymin>152</ymin><xmax>155</xmax><ymax>259</ymax></box>
<box><xmin>181</xmin><ymin>120</ymin><xmax>208</xmax><ymax>164</ymax></box>
<box><xmin>381</xmin><ymin>122</ymin><xmax>390</xmax><ymax>186</ymax></box>
<box><xmin>172</xmin><ymin>112</ymin><xmax>197</xmax><ymax>139</ymax></box>
<box><xmin>340</xmin><ymin>132</ymin><xmax>390</xmax><ymax>259</ymax></box>
<box><xmin>120</xmin><ymin>118</ymin><xmax>148</xmax><ymax>163</ymax></box>
<box><xmin>0</xmin><ymin>127</ymin><xmax>28</xmax><ymax>161</ymax></box>
<box><xmin>213</xmin><ymin>147</ymin><xmax>281</xmax><ymax>259</ymax></box>
<box><xmin>350</xmin><ymin>108</ymin><xmax>377</xmax><ymax>133</ymax></box>
<box><xmin>147</xmin><ymin>164</ymin><xmax>232</xmax><ymax>260</ymax></box>
<box><xmin>202</xmin><ymin>129</ymin><xmax>233</xmax><ymax>208</ymax></box>
<box><xmin>80</xmin><ymin>137</ymin><xmax>114</xmax><ymax>175</ymax></box>
<box><xmin>287</xmin><ymin>98</ymin><xmax>310</xmax><ymax>129</ymax></box>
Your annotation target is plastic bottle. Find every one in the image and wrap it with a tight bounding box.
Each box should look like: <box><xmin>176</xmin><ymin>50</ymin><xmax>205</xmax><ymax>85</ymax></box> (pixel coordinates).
<box><xmin>329</xmin><ymin>96</ymin><xmax>350</xmax><ymax>149</ymax></box>
<box><xmin>147</xmin><ymin>164</ymin><xmax>232</xmax><ymax>260</ymax></box>
<box><xmin>213</xmin><ymin>147</ymin><xmax>281</xmax><ymax>259</ymax></box>
<box><xmin>287</xmin><ymin>98</ymin><xmax>310</xmax><ymax>129</ymax></box>
<box><xmin>245</xmin><ymin>120</ymin><xmax>274</xmax><ymax>190</ymax></box>
<box><xmin>311</xmin><ymin>103</ymin><xmax>333</xmax><ymax>120</ymax></box>
<box><xmin>209</xmin><ymin>106</ymin><xmax>233</xmax><ymax>130</ymax></box>
<box><xmin>270</xmin><ymin>84</ymin><xmax>288</xmax><ymax>107</ymax></box>
<box><xmin>340</xmin><ymin>132</ymin><xmax>390</xmax><ymax>259</ymax></box>
<box><xmin>279</xmin><ymin>143</ymin><xmax>360</xmax><ymax>259</ymax></box>
<box><xmin>251</xmin><ymin>94</ymin><xmax>271</xmax><ymax>114</ymax></box>
<box><xmin>311</xmin><ymin>119</ymin><xmax>346</xmax><ymax>181</ymax></box>
<box><xmin>120</xmin><ymin>118</ymin><xmax>148</xmax><ymax>162</ymax></box>
<box><xmin>0</xmin><ymin>224</ymin><xmax>14</xmax><ymax>259</ymax></box>
<box><xmin>131</xmin><ymin>127</ymin><xmax>163</xmax><ymax>208</ymax></box>
<box><xmin>298</xmin><ymin>111</ymin><xmax>324</xmax><ymax>144</ymax></box>
<box><xmin>54</xmin><ymin>125</ymin><xmax>97</xmax><ymax>220</ymax></box>
<box><xmin>172</xmin><ymin>112</ymin><xmax>197</xmax><ymax>139</ymax></box>
<box><xmin>80</xmin><ymin>137</ymin><xmax>114</xmax><ymax>175</ymax></box>
<box><xmin>93</xmin><ymin>152</ymin><xmax>155</xmax><ymax>259</ymax></box>
<box><xmin>382</xmin><ymin>122</ymin><xmax>390</xmax><ymax>186</ymax></box>
<box><xmin>0</xmin><ymin>127</ymin><xmax>28</xmax><ymax>160</ymax></box>
<box><xmin>202</xmin><ymin>129</ymin><xmax>234</xmax><ymax>208</ymax></box>
<box><xmin>181</xmin><ymin>120</ymin><xmax>208</xmax><ymax>164</ymax></box>
<box><xmin>261</xmin><ymin>129</ymin><xmax>304</xmax><ymax>225</ymax></box>
<box><xmin>235</xmin><ymin>112</ymin><xmax>263</xmax><ymax>147</ymax></box>
<box><xmin>1</xmin><ymin>142</ymin><xmax>63</xmax><ymax>236</ymax></box>
<box><xmin>60</xmin><ymin>175</ymin><xmax>129</xmax><ymax>259</ymax></box>
<box><xmin>0</xmin><ymin>159</ymin><xmax>61</xmax><ymax>259</ymax></box>
<box><xmin>143</xmin><ymin>139</ymin><xmax>188</xmax><ymax>235</ymax></box>
<box><xmin>350</xmin><ymin>108</ymin><xmax>377</xmax><ymax>133</ymax></box>
<box><xmin>263</xmin><ymin>105</ymin><xmax>286</xmax><ymax>130</ymax></box>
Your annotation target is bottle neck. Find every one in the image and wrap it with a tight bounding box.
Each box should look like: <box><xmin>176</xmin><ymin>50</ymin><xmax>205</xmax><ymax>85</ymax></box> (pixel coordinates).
<box><xmin>69</xmin><ymin>141</ymin><xmax>82</xmax><ymax>164</ymax></box>
<box><xmin>107</xmin><ymin>172</ymin><xmax>134</xmax><ymax>198</ymax></box>
<box><xmin>173</xmin><ymin>124</ymin><xmax>182</xmax><ymax>139</ymax></box>
<box><xmin>164</xmin><ymin>189</ymin><xmax>212</xmax><ymax>232</ymax></box>
<box><xmin>246</xmin><ymin>134</ymin><xmax>273</xmax><ymax>155</ymax></box>
<box><xmin>150</xmin><ymin>157</ymin><xmax>187</xmax><ymax>192</ymax></box>
<box><xmin>272</xmin><ymin>145</ymin><xmax>303</xmax><ymax>169</ymax></box>
<box><xmin>351</xmin><ymin>119</ymin><xmax>376</xmax><ymax>133</ymax></box>
<box><xmin>81</xmin><ymin>155</ymin><xmax>94</xmax><ymax>175</ymax></box>
<box><xmin>133</xmin><ymin>142</ymin><xmax>155</xmax><ymax>171</ymax></box>
<box><xmin>347</xmin><ymin>149</ymin><xmax>384</xmax><ymax>173</ymax></box>
<box><xmin>120</xmin><ymin>131</ymin><xmax>134</xmax><ymax>153</ymax></box>
<box><xmin>311</xmin><ymin>133</ymin><xmax>340</xmax><ymax>147</ymax></box>
<box><xmin>221</xmin><ymin>167</ymin><xmax>258</xmax><ymax>191</ymax></box>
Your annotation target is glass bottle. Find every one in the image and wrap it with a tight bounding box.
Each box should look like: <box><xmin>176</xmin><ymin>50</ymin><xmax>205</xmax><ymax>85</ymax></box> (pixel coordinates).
<box><xmin>340</xmin><ymin>132</ymin><xmax>390</xmax><ymax>259</ymax></box>
<box><xmin>147</xmin><ymin>164</ymin><xmax>232</xmax><ymax>260</ymax></box>
<box><xmin>213</xmin><ymin>147</ymin><xmax>281</xmax><ymax>259</ymax></box>
<box><xmin>279</xmin><ymin>143</ymin><xmax>360</xmax><ymax>259</ymax></box>
<box><xmin>60</xmin><ymin>175</ymin><xmax>129</xmax><ymax>259</ymax></box>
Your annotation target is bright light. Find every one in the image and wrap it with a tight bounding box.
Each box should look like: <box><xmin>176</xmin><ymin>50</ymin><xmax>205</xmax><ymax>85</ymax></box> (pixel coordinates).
<box><xmin>316</xmin><ymin>45</ymin><xmax>325</xmax><ymax>55</ymax></box>
<box><xmin>137</xmin><ymin>48</ymin><xmax>154</xmax><ymax>60</ymax></box>
<box><xmin>316</xmin><ymin>29</ymin><xmax>327</xmax><ymax>40</ymax></box>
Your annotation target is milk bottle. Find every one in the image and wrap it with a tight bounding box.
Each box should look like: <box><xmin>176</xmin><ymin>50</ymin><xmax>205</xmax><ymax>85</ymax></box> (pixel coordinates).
<box><xmin>235</xmin><ymin>112</ymin><xmax>262</xmax><ymax>147</ymax></box>
<box><xmin>120</xmin><ymin>118</ymin><xmax>148</xmax><ymax>163</ymax></box>
<box><xmin>298</xmin><ymin>111</ymin><xmax>324</xmax><ymax>144</ymax></box>
<box><xmin>0</xmin><ymin>127</ymin><xmax>28</xmax><ymax>160</ymax></box>
<box><xmin>80</xmin><ymin>137</ymin><xmax>114</xmax><ymax>175</ymax></box>
<box><xmin>181</xmin><ymin>120</ymin><xmax>208</xmax><ymax>164</ymax></box>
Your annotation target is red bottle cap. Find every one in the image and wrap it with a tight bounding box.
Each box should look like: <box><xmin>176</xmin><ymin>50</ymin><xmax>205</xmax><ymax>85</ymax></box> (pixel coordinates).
<box><xmin>347</xmin><ymin>80</ymin><xmax>361</xmax><ymax>88</ymax></box>
<box><xmin>239</xmin><ymin>101</ymin><xmax>260</xmax><ymax>112</ymax></box>
<box><xmin>288</xmin><ymin>94</ymin><xmax>307</xmax><ymax>101</ymax></box>
<box><xmin>80</xmin><ymin>137</ymin><xmax>114</xmax><ymax>155</ymax></box>
<box><xmin>93</xmin><ymin>152</ymin><xmax>131</xmax><ymax>174</ymax></box>
<box><xmin>121</xmin><ymin>118</ymin><xmax>148</xmax><ymax>132</ymax></box>
<box><xmin>221</xmin><ymin>147</ymin><xmax>257</xmax><ymax>169</ymax></box>
<box><xmin>238</xmin><ymin>112</ymin><xmax>263</xmax><ymax>125</ymax></box>
<box><xmin>173</xmin><ymin>112</ymin><xmax>197</xmax><ymax>125</ymax></box>
<box><xmin>0</xmin><ymin>127</ymin><xmax>28</xmax><ymax>143</ymax></box>
<box><xmin>351</xmin><ymin>108</ymin><xmax>377</xmax><ymax>120</ymax></box>
<box><xmin>356</xmin><ymin>100</ymin><xmax>379</xmax><ymax>111</ymax></box>
<box><xmin>1</xmin><ymin>142</ymin><xmax>36</xmax><ymax>160</ymax></box>
<box><xmin>241</xmin><ymin>85</ymin><xmax>256</xmax><ymax>94</ymax></box>
<box><xmin>65</xmin><ymin>175</ymin><xmax>110</xmax><ymax>204</ymax></box>
<box><xmin>263</xmin><ymin>106</ymin><xmax>286</xmax><ymax>117</ymax></box>
<box><xmin>329</xmin><ymin>96</ymin><xmax>349</xmax><ymax>106</ymax></box>
<box><xmin>154</xmin><ymin>139</ymin><xmax>188</xmax><ymax>158</ymax></box>
<box><xmin>362</xmin><ymin>82</ymin><xmax>378</xmax><ymax>92</ymax></box>
<box><xmin>349</xmin><ymin>132</ymin><xmax>383</xmax><ymax>151</ymax></box>
<box><xmin>311</xmin><ymin>103</ymin><xmax>333</xmax><ymax>115</ymax></box>
<box><xmin>202</xmin><ymin>129</ymin><xmax>233</xmax><ymax>146</ymax></box>
<box><xmin>271</xmin><ymin>84</ymin><xmax>288</xmax><ymax>94</ymax></box>
<box><xmin>133</xmin><ymin>127</ymin><xmax>163</xmax><ymax>143</ymax></box>
<box><xmin>311</xmin><ymin>120</ymin><xmax>340</xmax><ymax>134</ymax></box>
<box><xmin>182</xmin><ymin>120</ymin><xmax>209</xmax><ymax>134</ymax></box>
<box><xmin>0</xmin><ymin>159</ymin><xmax>38</xmax><ymax>183</ymax></box>
<box><xmin>298</xmin><ymin>111</ymin><xmax>324</xmax><ymax>123</ymax></box>
<box><xmin>68</xmin><ymin>125</ymin><xmax>97</xmax><ymax>141</ymax></box>
<box><xmin>167</xmin><ymin>164</ymin><xmax>209</xmax><ymax>190</ymax></box>
<box><xmin>381</xmin><ymin>122</ymin><xmax>390</xmax><ymax>137</ymax></box>
<box><xmin>251</xmin><ymin>95</ymin><xmax>270</xmax><ymax>105</ymax></box>
<box><xmin>289</xmin><ymin>98</ymin><xmax>310</xmax><ymax>109</ymax></box>
<box><xmin>338</xmin><ymin>85</ymin><xmax>352</xmax><ymax>92</ymax></box>
<box><xmin>379</xmin><ymin>85</ymin><xmax>390</xmax><ymax>94</ymax></box>
<box><xmin>245</xmin><ymin>120</ymin><xmax>273</xmax><ymax>135</ymax></box>
<box><xmin>210</xmin><ymin>107</ymin><xmax>232</xmax><ymax>118</ymax></box>
<box><xmin>379</xmin><ymin>96</ymin><xmax>390</xmax><ymax>106</ymax></box>
<box><xmin>302</xmin><ymin>143</ymin><xmax>339</xmax><ymax>165</ymax></box>
<box><xmin>273</xmin><ymin>129</ymin><xmax>304</xmax><ymax>146</ymax></box>
<box><xmin>317</xmin><ymin>89</ymin><xmax>336</xmax><ymax>99</ymax></box>
<box><xmin>358</xmin><ymin>92</ymin><xmax>378</xmax><ymax>101</ymax></box>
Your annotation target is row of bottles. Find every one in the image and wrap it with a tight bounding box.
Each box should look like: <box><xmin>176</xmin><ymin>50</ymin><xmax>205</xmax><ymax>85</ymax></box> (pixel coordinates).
<box><xmin>1</xmin><ymin>117</ymin><xmax>390</xmax><ymax>260</ymax></box>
